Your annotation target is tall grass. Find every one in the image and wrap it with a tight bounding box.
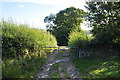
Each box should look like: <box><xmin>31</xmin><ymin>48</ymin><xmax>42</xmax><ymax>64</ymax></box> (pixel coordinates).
<box><xmin>1</xmin><ymin>19</ymin><xmax>57</xmax><ymax>78</ymax></box>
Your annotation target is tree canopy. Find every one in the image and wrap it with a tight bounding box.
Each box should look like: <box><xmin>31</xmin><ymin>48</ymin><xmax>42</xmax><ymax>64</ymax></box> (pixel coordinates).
<box><xmin>85</xmin><ymin>2</ymin><xmax>120</xmax><ymax>45</ymax></box>
<box><xmin>44</xmin><ymin>7</ymin><xmax>87</xmax><ymax>45</ymax></box>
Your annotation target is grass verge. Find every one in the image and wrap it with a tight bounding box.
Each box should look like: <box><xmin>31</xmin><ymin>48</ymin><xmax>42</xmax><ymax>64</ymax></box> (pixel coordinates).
<box><xmin>2</xmin><ymin>57</ymin><xmax>46</xmax><ymax>78</ymax></box>
<box><xmin>72</xmin><ymin>49</ymin><xmax>120</xmax><ymax>79</ymax></box>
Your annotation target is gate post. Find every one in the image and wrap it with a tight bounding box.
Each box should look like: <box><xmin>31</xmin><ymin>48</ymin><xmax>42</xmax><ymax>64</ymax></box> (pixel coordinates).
<box><xmin>78</xmin><ymin>48</ymin><xmax>79</xmax><ymax>59</ymax></box>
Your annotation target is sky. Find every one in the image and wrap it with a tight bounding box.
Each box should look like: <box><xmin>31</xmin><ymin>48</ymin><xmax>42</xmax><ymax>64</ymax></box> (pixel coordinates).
<box><xmin>0</xmin><ymin>0</ymin><xmax>92</xmax><ymax>30</ymax></box>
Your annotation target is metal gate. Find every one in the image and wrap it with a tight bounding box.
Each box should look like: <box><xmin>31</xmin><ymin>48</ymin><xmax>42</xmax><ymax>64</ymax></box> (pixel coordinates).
<box><xmin>41</xmin><ymin>46</ymin><xmax>80</xmax><ymax>59</ymax></box>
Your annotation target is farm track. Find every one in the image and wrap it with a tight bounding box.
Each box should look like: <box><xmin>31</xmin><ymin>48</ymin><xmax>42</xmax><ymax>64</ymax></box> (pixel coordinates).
<box><xmin>36</xmin><ymin>47</ymin><xmax>82</xmax><ymax>79</ymax></box>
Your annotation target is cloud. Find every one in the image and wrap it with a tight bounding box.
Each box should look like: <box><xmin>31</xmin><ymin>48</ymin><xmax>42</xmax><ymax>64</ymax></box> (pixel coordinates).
<box><xmin>19</xmin><ymin>4</ymin><xmax>25</xmax><ymax>8</ymax></box>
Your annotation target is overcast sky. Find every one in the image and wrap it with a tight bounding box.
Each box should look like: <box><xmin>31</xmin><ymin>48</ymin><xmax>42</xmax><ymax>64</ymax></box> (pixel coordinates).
<box><xmin>0</xmin><ymin>0</ymin><xmax>92</xmax><ymax>30</ymax></box>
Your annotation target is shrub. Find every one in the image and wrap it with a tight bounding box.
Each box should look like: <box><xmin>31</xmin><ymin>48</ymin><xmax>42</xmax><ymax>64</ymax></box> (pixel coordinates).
<box><xmin>68</xmin><ymin>26</ymin><xmax>89</xmax><ymax>49</ymax></box>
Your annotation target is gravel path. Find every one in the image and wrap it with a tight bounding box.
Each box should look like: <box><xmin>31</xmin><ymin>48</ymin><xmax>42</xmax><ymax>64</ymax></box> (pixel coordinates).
<box><xmin>37</xmin><ymin>47</ymin><xmax>82</xmax><ymax>79</ymax></box>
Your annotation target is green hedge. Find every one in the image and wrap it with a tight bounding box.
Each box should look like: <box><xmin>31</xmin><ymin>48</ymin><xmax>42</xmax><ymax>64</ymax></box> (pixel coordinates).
<box><xmin>2</xmin><ymin>20</ymin><xmax>57</xmax><ymax>59</ymax></box>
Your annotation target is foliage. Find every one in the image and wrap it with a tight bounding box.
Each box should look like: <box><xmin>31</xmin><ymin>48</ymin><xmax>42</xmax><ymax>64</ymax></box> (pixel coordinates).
<box><xmin>1</xmin><ymin>19</ymin><xmax>57</xmax><ymax>78</ymax></box>
<box><xmin>2</xmin><ymin>19</ymin><xmax>57</xmax><ymax>59</ymax></box>
<box><xmin>68</xmin><ymin>26</ymin><xmax>89</xmax><ymax>49</ymax></box>
<box><xmin>44</xmin><ymin>13</ymin><xmax>56</xmax><ymax>31</ymax></box>
<box><xmin>85</xmin><ymin>2</ymin><xmax>120</xmax><ymax>44</ymax></box>
<box><xmin>44</xmin><ymin>7</ymin><xmax>87</xmax><ymax>45</ymax></box>
<box><xmin>52</xmin><ymin>27</ymin><xmax>69</xmax><ymax>45</ymax></box>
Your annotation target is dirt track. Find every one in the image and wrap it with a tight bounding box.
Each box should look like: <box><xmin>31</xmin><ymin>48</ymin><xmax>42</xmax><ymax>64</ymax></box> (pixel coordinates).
<box><xmin>37</xmin><ymin>47</ymin><xmax>82</xmax><ymax>79</ymax></box>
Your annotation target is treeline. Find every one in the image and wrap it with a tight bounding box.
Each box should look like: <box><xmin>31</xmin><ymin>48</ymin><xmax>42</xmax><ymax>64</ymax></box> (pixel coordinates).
<box><xmin>45</xmin><ymin>2</ymin><xmax>120</xmax><ymax>50</ymax></box>
<box><xmin>2</xmin><ymin>19</ymin><xmax>57</xmax><ymax>78</ymax></box>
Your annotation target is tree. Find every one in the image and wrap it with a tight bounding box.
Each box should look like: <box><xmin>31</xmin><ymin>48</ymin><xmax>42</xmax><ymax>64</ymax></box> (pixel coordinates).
<box><xmin>44</xmin><ymin>7</ymin><xmax>87</xmax><ymax>45</ymax></box>
<box><xmin>44</xmin><ymin>14</ymin><xmax>56</xmax><ymax>32</ymax></box>
<box><xmin>85</xmin><ymin>2</ymin><xmax>120</xmax><ymax>45</ymax></box>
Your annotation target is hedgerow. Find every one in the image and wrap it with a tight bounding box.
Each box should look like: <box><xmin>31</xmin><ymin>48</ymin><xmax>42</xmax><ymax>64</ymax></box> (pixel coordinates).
<box><xmin>2</xmin><ymin>19</ymin><xmax>57</xmax><ymax>59</ymax></box>
<box><xmin>1</xmin><ymin>19</ymin><xmax>57</xmax><ymax>78</ymax></box>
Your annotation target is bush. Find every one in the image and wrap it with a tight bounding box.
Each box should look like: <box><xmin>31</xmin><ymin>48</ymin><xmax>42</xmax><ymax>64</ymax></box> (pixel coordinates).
<box><xmin>68</xmin><ymin>26</ymin><xmax>89</xmax><ymax>49</ymax></box>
